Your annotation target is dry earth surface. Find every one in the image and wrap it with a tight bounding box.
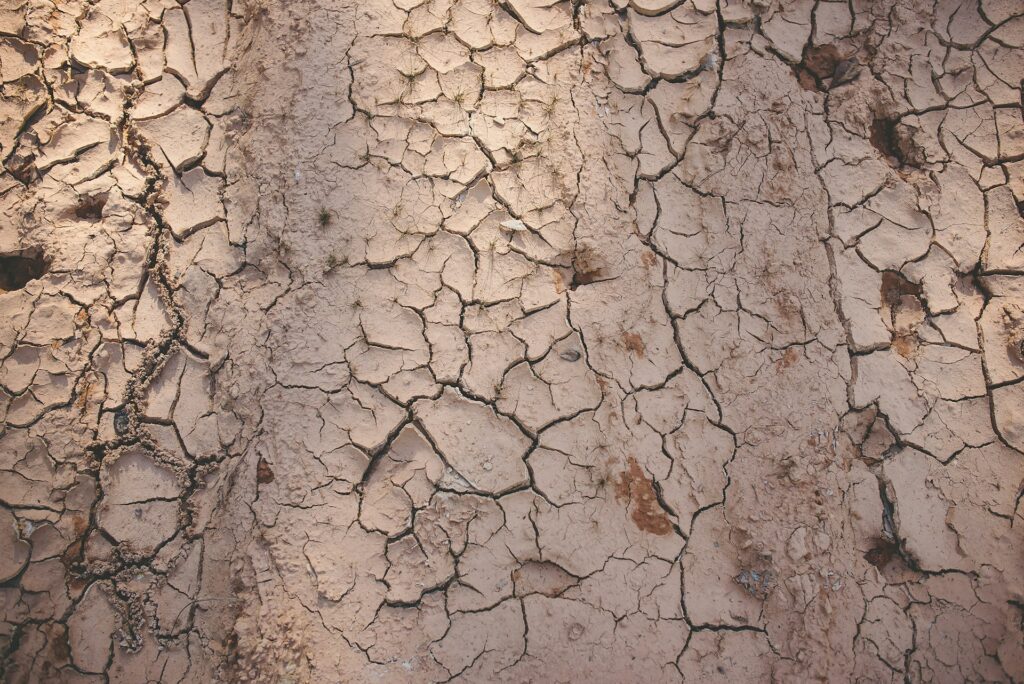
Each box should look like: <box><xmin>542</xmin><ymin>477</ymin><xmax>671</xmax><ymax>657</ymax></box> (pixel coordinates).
<box><xmin>1</xmin><ymin>0</ymin><xmax>1023</xmax><ymax>681</ymax></box>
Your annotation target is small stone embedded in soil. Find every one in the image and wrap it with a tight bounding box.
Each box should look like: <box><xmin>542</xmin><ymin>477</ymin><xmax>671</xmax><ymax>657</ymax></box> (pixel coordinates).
<box><xmin>113</xmin><ymin>409</ymin><xmax>130</xmax><ymax>435</ymax></box>
<box><xmin>735</xmin><ymin>568</ymin><xmax>775</xmax><ymax>599</ymax></box>
<box><xmin>831</xmin><ymin>59</ymin><xmax>860</xmax><ymax>87</ymax></box>
<box><xmin>559</xmin><ymin>349</ymin><xmax>581</xmax><ymax>362</ymax></box>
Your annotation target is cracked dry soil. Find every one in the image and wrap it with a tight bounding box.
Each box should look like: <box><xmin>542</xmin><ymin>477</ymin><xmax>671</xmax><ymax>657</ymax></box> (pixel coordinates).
<box><xmin>1</xmin><ymin>0</ymin><xmax>1023</xmax><ymax>681</ymax></box>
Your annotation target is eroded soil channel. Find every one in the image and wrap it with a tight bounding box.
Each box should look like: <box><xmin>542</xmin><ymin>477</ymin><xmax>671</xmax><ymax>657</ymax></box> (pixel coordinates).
<box><xmin>1</xmin><ymin>0</ymin><xmax>1023</xmax><ymax>681</ymax></box>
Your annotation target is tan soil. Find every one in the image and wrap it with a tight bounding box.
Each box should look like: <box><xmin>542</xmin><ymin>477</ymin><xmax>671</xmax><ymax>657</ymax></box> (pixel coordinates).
<box><xmin>1</xmin><ymin>0</ymin><xmax>1023</xmax><ymax>682</ymax></box>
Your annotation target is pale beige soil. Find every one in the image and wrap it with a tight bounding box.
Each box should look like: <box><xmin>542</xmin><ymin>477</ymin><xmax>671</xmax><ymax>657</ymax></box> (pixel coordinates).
<box><xmin>1</xmin><ymin>0</ymin><xmax>1023</xmax><ymax>681</ymax></box>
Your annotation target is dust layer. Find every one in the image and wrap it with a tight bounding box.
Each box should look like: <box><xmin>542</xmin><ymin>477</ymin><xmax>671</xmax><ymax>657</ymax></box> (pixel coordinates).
<box><xmin>1</xmin><ymin>0</ymin><xmax>1023</xmax><ymax>681</ymax></box>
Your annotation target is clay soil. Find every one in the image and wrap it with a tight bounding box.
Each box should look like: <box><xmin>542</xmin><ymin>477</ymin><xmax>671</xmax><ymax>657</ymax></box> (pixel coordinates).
<box><xmin>2</xmin><ymin>0</ymin><xmax>1023</xmax><ymax>682</ymax></box>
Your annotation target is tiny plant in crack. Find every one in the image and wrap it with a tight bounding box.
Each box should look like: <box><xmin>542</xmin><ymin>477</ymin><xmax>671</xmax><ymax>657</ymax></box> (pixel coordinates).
<box><xmin>325</xmin><ymin>253</ymin><xmax>344</xmax><ymax>274</ymax></box>
<box><xmin>400</xmin><ymin>69</ymin><xmax>418</xmax><ymax>98</ymax></box>
<box><xmin>318</xmin><ymin>207</ymin><xmax>331</xmax><ymax>228</ymax></box>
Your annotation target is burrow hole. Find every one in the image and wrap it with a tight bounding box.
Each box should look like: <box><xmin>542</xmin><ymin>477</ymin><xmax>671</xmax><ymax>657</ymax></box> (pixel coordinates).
<box><xmin>0</xmin><ymin>247</ymin><xmax>50</xmax><ymax>293</ymax></box>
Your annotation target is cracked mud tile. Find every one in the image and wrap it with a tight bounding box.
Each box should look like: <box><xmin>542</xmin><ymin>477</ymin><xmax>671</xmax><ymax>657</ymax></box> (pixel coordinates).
<box><xmin>2</xmin><ymin>0</ymin><xmax>1023</xmax><ymax>680</ymax></box>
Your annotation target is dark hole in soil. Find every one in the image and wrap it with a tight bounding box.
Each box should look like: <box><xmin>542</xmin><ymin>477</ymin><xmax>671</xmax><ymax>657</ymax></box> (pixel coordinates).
<box><xmin>880</xmin><ymin>271</ymin><xmax>924</xmax><ymax>357</ymax></box>
<box><xmin>870</xmin><ymin>116</ymin><xmax>923</xmax><ymax>168</ymax></box>
<box><xmin>880</xmin><ymin>271</ymin><xmax>922</xmax><ymax>309</ymax></box>
<box><xmin>571</xmin><ymin>267</ymin><xmax>605</xmax><ymax>289</ymax></box>
<box><xmin>803</xmin><ymin>44</ymin><xmax>842</xmax><ymax>80</ymax></box>
<box><xmin>793</xmin><ymin>44</ymin><xmax>849</xmax><ymax>91</ymax></box>
<box><xmin>6</xmin><ymin>153</ymin><xmax>37</xmax><ymax>184</ymax></box>
<box><xmin>569</xmin><ymin>246</ymin><xmax>607</xmax><ymax>290</ymax></box>
<box><xmin>870</xmin><ymin>117</ymin><xmax>899</xmax><ymax>159</ymax></box>
<box><xmin>75</xmin><ymin>194</ymin><xmax>107</xmax><ymax>220</ymax></box>
<box><xmin>0</xmin><ymin>247</ymin><xmax>49</xmax><ymax>292</ymax></box>
<box><xmin>864</xmin><ymin>538</ymin><xmax>900</xmax><ymax>569</ymax></box>
<box><xmin>257</xmin><ymin>457</ymin><xmax>275</xmax><ymax>484</ymax></box>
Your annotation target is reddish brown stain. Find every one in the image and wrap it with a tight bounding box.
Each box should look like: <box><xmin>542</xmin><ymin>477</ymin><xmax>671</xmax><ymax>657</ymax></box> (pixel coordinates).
<box><xmin>551</xmin><ymin>269</ymin><xmax>567</xmax><ymax>293</ymax></box>
<box><xmin>614</xmin><ymin>457</ymin><xmax>673</xmax><ymax>536</ymax></box>
<box><xmin>62</xmin><ymin>537</ymin><xmax>82</xmax><ymax>567</ymax></box>
<box><xmin>47</xmin><ymin>624</ymin><xmax>71</xmax><ymax>663</ymax></box>
<box><xmin>70</xmin><ymin>513</ymin><xmax>88</xmax><ymax>537</ymax></box>
<box><xmin>573</xmin><ymin>266</ymin><xmax>605</xmax><ymax>287</ymax></box>
<box><xmin>61</xmin><ymin>513</ymin><xmax>90</xmax><ymax>572</ymax></box>
<box><xmin>641</xmin><ymin>250</ymin><xmax>657</xmax><ymax>267</ymax></box>
<box><xmin>570</xmin><ymin>246</ymin><xmax>606</xmax><ymax>289</ymax></box>
<box><xmin>622</xmin><ymin>332</ymin><xmax>645</xmax><ymax>358</ymax></box>
<box><xmin>74</xmin><ymin>380</ymin><xmax>92</xmax><ymax>411</ymax></box>
<box><xmin>776</xmin><ymin>347</ymin><xmax>799</xmax><ymax>370</ymax></box>
<box><xmin>775</xmin><ymin>295</ymin><xmax>802</xmax><ymax>323</ymax></box>
<box><xmin>793</xmin><ymin>67</ymin><xmax>818</xmax><ymax>91</ymax></box>
<box><xmin>881</xmin><ymin>271</ymin><xmax>923</xmax><ymax>357</ymax></box>
<box><xmin>892</xmin><ymin>334</ymin><xmax>918</xmax><ymax>359</ymax></box>
<box><xmin>257</xmin><ymin>457</ymin><xmax>275</xmax><ymax>484</ymax></box>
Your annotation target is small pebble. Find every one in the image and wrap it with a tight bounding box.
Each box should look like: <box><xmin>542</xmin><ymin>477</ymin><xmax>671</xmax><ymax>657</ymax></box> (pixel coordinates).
<box><xmin>114</xmin><ymin>409</ymin><xmax>130</xmax><ymax>435</ymax></box>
